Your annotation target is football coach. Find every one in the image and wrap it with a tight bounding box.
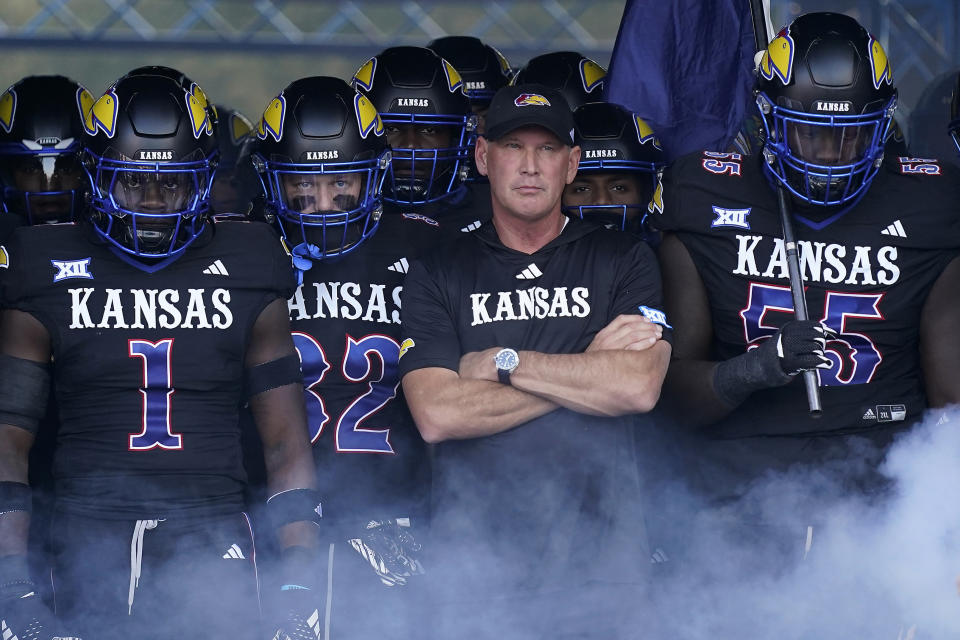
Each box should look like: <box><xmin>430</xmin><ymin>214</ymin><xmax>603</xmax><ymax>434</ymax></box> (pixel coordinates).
<box><xmin>398</xmin><ymin>83</ymin><xmax>671</xmax><ymax>639</ymax></box>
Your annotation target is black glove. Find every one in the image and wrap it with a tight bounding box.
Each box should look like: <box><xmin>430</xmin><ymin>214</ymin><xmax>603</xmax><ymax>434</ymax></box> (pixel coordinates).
<box><xmin>770</xmin><ymin>320</ymin><xmax>834</xmax><ymax>375</ymax></box>
<box><xmin>266</xmin><ymin>547</ymin><xmax>323</xmax><ymax>640</ymax></box>
<box><xmin>713</xmin><ymin>320</ymin><xmax>836</xmax><ymax>407</ymax></box>
<box><xmin>0</xmin><ymin>555</ymin><xmax>81</xmax><ymax>640</ymax></box>
<box><xmin>347</xmin><ymin>518</ymin><xmax>425</xmax><ymax>587</ymax></box>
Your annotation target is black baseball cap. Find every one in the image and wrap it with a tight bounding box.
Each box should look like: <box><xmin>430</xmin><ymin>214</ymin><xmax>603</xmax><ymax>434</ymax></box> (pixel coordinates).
<box><xmin>482</xmin><ymin>83</ymin><xmax>575</xmax><ymax>146</ymax></box>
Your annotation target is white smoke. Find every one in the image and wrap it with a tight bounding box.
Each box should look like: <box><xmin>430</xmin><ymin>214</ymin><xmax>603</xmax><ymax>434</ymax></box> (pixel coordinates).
<box><xmin>652</xmin><ymin>408</ymin><xmax>960</xmax><ymax>639</ymax></box>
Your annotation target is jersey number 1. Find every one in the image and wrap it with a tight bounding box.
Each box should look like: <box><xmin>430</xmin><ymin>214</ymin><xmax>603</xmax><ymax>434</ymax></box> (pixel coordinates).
<box><xmin>128</xmin><ymin>339</ymin><xmax>183</xmax><ymax>450</ymax></box>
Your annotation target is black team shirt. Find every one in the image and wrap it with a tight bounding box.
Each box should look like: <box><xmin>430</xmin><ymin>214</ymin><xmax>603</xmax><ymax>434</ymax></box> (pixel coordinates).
<box><xmin>398</xmin><ymin>216</ymin><xmax>671</xmax><ymax>594</ymax></box>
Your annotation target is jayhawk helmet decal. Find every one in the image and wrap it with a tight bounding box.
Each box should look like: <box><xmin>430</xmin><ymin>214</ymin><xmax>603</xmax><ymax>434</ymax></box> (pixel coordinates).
<box><xmin>755</xmin><ymin>12</ymin><xmax>897</xmax><ymax>207</ymax></box>
<box><xmin>759</xmin><ymin>30</ymin><xmax>796</xmax><ymax>85</ymax></box>
<box><xmin>565</xmin><ymin>101</ymin><xmax>666</xmax><ymax>232</ymax></box>
<box><xmin>351</xmin><ymin>46</ymin><xmax>476</xmax><ymax>206</ymax></box>
<box><xmin>82</xmin><ymin>69</ymin><xmax>218</xmax><ymax>260</ymax></box>
<box><xmin>512</xmin><ymin>51</ymin><xmax>607</xmax><ymax>110</ymax></box>
<box><xmin>0</xmin><ymin>75</ymin><xmax>92</xmax><ymax>224</ymax></box>
<box><xmin>427</xmin><ymin>36</ymin><xmax>514</xmax><ymax>106</ymax></box>
<box><xmin>252</xmin><ymin>76</ymin><xmax>391</xmax><ymax>262</ymax></box>
<box><xmin>0</xmin><ymin>88</ymin><xmax>16</xmax><ymax>134</ymax></box>
<box><xmin>868</xmin><ymin>36</ymin><xmax>893</xmax><ymax>90</ymax></box>
<box><xmin>354</xmin><ymin>93</ymin><xmax>384</xmax><ymax>139</ymax></box>
<box><xmin>257</xmin><ymin>94</ymin><xmax>287</xmax><ymax>143</ymax></box>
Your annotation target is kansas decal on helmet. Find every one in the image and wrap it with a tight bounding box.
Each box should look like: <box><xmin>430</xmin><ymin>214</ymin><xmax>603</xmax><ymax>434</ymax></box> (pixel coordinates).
<box><xmin>442</xmin><ymin>59</ymin><xmax>464</xmax><ymax>93</ymax></box>
<box><xmin>868</xmin><ymin>35</ymin><xmax>893</xmax><ymax>89</ymax></box>
<box><xmin>759</xmin><ymin>29</ymin><xmax>795</xmax><ymax>85</ymax></box>
<box><xmin>257</xmin><ymin>94</ymin><xmax>286</xmax><ymax>143</ymax></box>
<box><xmin>634</xmin><ymin>114</ymin><xmax>662</xmax><ymax>151</ymax></box>
<box><xmin>85</xmin><ymin>88</ymin><xmax>120</xmax><ymax>138</ymax></box>
<box><xmin>353</xmin><ymin>58</ymin><xmax>377</xmax><ymax>93</ymax></box>
<box><xmin>515</xmin><ymin>93</ymin><xmax>551</xmax><ymax>107</ymax></box>
<box><xmin>75</xmin><ymin>86</ymin><xmax>95</xmax><ymax>127</ymax></box>
<box><xmin>579</xmin><ymin>58</ymin><xmax>606</xmax><ymax>93</ymax></box>
<box><xmin>354</xmin><ymin>92</ymin><xmax>384</xmax><ymax>139</ymax></box>
<box><xmin>648</xmin><ymin>171</ymin><xmax>664</xmax><ymax>215</ymax></box>
<box><xmin>186</xmin><ymin>82</ymin><xmax>214</xmax><ymax>138</ymax></box>
<box><xmin>0</xmin><ymin>87</ymin><xmax>16</xmax><ymax>134</ymax></box>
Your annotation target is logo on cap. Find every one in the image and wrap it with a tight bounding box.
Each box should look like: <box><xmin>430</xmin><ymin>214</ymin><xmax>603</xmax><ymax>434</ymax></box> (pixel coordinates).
<box><xmin>514</xmin><ymin>93</ymin><xmax>551</xmax><ymax>107</ymax></box>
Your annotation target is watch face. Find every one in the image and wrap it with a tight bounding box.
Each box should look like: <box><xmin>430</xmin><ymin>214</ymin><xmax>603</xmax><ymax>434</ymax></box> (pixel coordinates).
<box><xmin>496</xmin><ymin>349</ymin><xmax>518</xmax><ymax>370</ymax></box>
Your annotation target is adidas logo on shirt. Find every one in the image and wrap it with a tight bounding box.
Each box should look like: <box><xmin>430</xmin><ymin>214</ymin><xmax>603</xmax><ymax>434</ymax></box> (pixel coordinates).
<box><xmin>203</xmin><ymin>259</ymin><xmax>229</xmax><ymax>276</ymax></box>
<box><xmin>222</xmin><ymin>543</ymin><xmax>245</xmax><ymax>559</ymax></box>
<box><xmin>388</xmin><ymin>258</ymin><xmax>409</xmax><ymax>274</ymax></box>
<box><xmin>461</xmin><ymin>220</ymin><xmax>481</xmax><ymax>233</ymax></box>
<box><xmin>862</xmin><ymin>408</ymin><xmax>876</xmax><ymax>421</ymax></box>
<box><xmin>880</xmin><ymin>220</ymin><xmax>907</xmax><ymax>238</ymax></box>
<box><xmin>515</xmin><ymin>263</ymin><xmax>543</xmax><ymax>280</ymax></box>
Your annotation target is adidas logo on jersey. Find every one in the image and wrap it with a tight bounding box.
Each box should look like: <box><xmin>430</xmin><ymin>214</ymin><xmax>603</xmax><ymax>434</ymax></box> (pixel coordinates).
<box><xmin>862</xmin><ymin>408</ymin><xmax>876</xmax><ymax>421</ymax></box>
<box><xmin>222</xmin><ymin>543</ymin><xmax>245</xmax><ymax>559</ymax></box>
<box><xmin>203</xmin><ymin>259</ymin><xmax>229</xmax><ymax>276</ymax></box>
<box><xmin>515</xmin><ymin>263</ymin><xmax>543</xmax><ymax>280</ymax></box>
<box><xmin>880</xmin><ymin>220</ymin><xmax>907</xmax><ymax>238</ymax></box>
<box><xmin>388</xmin><ymin>258</ymin><xmax>409</xmax><ymax>273</ymax></box>
<box><xmin>461</xmin><ymin>220</ymin><xmax>481</xmax><ymax>233</ymax></box>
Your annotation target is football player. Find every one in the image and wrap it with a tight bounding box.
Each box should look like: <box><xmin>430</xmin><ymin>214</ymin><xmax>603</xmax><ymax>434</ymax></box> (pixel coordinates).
<box><xmin>0</xmin><ymin>75</ymin><xmax>91</xmax><ymax>232</ymax></box>
<box><xmin>562</xmin><ymin>101</ymin><xmax>665</xmax><ymax>239</ymax></box>
<box><xmin>0</xmin><ymin>69</ymin><xmax>320</xmax><ymax>640</ymax></box>
<box><xmin>652</xmin><ymin>12</ymin><xmax>960</xmax><ymax>516</ymax></box>
<box><xmin>511</xmin><ymin>50</ymin><xmax>607</xmax><ymax>110</ymax></box>
<box><xmin>426</xmin><ymin>35</ymin><xmax>514</xmax><ymax>134</ymax></box>
<box><xmin>252</xmin><ymin>75</ymin><xmax>438</xmax><ymax>638</ymax></box>
<box><xmin>351</xmin><ymin>46</ymin><xmax>490</xmax><ymax>235</ymax></box>
<box><xmin>210</xmin><ymin>104</ymin><xmax>256</xmax><ymax>216</ymax></box>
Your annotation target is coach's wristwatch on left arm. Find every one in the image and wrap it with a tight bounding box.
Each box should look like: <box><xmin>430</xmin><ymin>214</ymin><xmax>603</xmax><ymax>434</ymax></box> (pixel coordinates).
<box><xmin>494</xmin><ymin>348</ymin><xmax>520</xmax><ymax>385</ymax></box>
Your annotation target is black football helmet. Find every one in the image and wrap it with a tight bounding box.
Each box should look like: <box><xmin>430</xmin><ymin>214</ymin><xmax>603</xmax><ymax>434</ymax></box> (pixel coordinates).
<box><xmin>82</xmin><ymin>69</ymin><xmax>218</xmax><ymax>260</ymax></box>
<box><xmin>210</xmin><ymin>104</ymin><xmax>255</xmax><ymax>215</ymax></box>
<box><xmin>756</xmin><ymin>12</ymin><xmax>897</xmax><ymax>207</ymax></box>
<box><xmin>564</xmin><ymin>102</ymin><xmax>665</xmax><ymax>232</ymax></box>
<box><xmin>0</xmin><ymin>75</ymin><xmax>92</xmax><ymax>224</ymax></box>
<box><xmin>351</xmin><ymin>46</ymin><xmax>476</xmax><ymax>206</ymax></box>
<box><xmin>252</xmin><ymin>76</ymin><xmax>390</xmax><ymax>263</ymax></box>
<box><xmin>426</xmin><ymin>36</ymin><xmax>513</xmax><ymax>108</ymax></box>
<box><xmin>511</xmin><ymin>51</ymin><xmax>606</xmax><ymax>110</ymax></box>
<box><xmin>946</xmin><ymin>72</ymin><xmax>960</xmax><ymax>158</ymax></box>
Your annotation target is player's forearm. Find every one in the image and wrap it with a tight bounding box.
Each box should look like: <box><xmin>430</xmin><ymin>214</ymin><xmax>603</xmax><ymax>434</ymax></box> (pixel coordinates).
<box><xmin>404</xmin><ymin>374</ymin><xmax>556</xmax><ymax>443</ymax></box>
<box><xmin>660</xmin><ymin>360</ymin><xmax>738</xmax><ymax>427</ymax></box>
<box><xmin>511</xmin><ymin>341</ymin><xmax>671</xmax><ymax>416</ymax></box>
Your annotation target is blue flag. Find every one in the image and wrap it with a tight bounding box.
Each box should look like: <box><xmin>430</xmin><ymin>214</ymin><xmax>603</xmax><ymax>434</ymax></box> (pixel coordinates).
<box><xmin>605</xmin><ymin>0</ymin><xmax>760</xmax><ymax>161</ymax></box>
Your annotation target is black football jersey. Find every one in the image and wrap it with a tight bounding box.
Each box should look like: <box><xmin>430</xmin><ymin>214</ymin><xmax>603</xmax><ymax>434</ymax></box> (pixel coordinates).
<box><xmin>288</xmin><ymin>212</ymin><xmax>445</xmax><ymax>522</ymax></box>
<box><xmin>0</xmin><ymin>220</ymin><xmax>295</xmax><ymax>519</ymax></box>
<box><xmin>399</xmin><ymin>218</ymin><xmax>671</xmax><ymax>589</ymax></box>
<box><xmin>652</xmin><ymin>151</ymin><xmax>960</xmax><ymax>438</ymax></box>
<box><xmin>383</xmin><ymin>183</ymin><xmax>491</xmax><ymax>239</ymax></box>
